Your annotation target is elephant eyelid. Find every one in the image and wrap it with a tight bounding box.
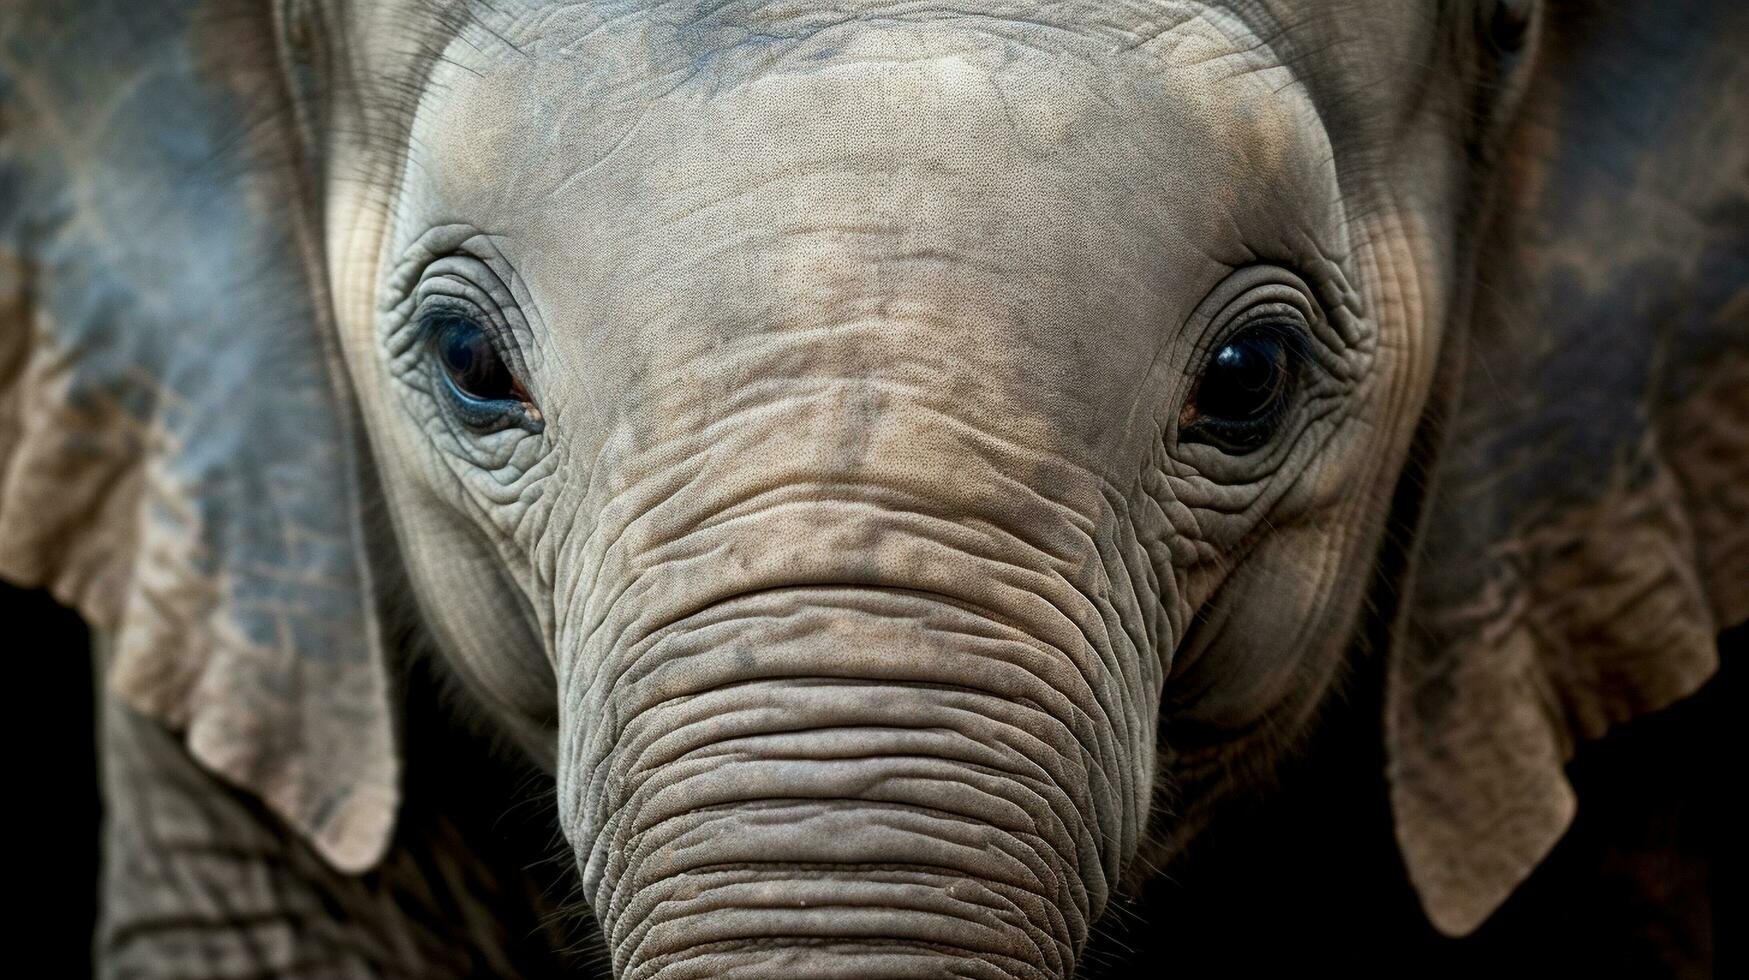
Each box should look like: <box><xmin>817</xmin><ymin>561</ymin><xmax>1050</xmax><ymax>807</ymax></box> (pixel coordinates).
<box><xmin>1178</xmin><ymin>313</ymin><xmax>1313</xmax><ymax>455</ymax></box>
<box><xmin>414</xmin><ymin>304</ymin><xmax>520</xmax><ymax>364</ymax></box>
<box><xmin>415</xmin><ymin>309</ymin><xmax>545</xmax><ymax>433</ymax></box>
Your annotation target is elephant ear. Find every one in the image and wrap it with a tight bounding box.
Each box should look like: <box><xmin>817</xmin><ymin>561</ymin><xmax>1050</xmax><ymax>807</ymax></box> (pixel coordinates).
<box><xmin>1389</xmin><ymin>0</ymin><xmax>1749</xmax><ymax>936</ymax></box>
<box><xmin>0</xmin><ymin>0</ymin><xmax>397</xmax><ymax>871</ymax></box>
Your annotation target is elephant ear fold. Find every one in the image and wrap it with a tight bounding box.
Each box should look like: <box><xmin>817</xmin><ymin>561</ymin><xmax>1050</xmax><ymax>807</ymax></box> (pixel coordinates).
<box><xmin>0</xmin><ymin>0</ymin><xmax>397</xmax><ymax>871</ymax></box>
<box><xmin>1388</xmin><ymin>0</ymin><xmax>1749</xmax><ymax>937</ymax></box>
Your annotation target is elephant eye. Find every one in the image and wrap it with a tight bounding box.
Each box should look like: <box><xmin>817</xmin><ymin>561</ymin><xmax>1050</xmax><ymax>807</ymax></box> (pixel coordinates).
<box><xmin>426</xmin><ymin>314</ymin><xmax>532</xmax><ymax>425</ymax></box>
<box><xmin>1181</xmin><ymin>323</ymin><xmax>1300</xmax><ymax>454</ymax></box>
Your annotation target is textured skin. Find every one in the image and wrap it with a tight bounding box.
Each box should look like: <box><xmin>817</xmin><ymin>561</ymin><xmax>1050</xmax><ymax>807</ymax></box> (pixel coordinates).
<box><xmin>1390</xmin><ymin>0</ymin><xmax>1749</xmax><ymax>936</ymax></box>
<box><xmin>0</xmin><ymin>0</ymin><xmax>397</xmax><ymax>871</ymax></box>
<box><xmin>0</xmin><ymin>1</ymin><xmax>1743</xmax><ymax>977</ymax></box>
<box><xmin>96</xmin><ymin>639</ymin><xmax>593</xmax><ymax>979</ymax></box>
<box><xmin>321</xmin><ymin>4</ymin><xmax>1464</xmax><ymax>975</ymax></box>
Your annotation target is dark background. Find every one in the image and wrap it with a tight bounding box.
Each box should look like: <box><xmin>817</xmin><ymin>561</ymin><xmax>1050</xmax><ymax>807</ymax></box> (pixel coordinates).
<box><xmin>15</xmin><ymin>580</ymin><xmax>1734</xmax><ymax>977</ymax></box>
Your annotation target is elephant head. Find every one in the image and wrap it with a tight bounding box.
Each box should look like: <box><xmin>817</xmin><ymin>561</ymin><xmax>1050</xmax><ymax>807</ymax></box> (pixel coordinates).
<box><xmin>2</xmin><ymin>0</ymin><xmax>1743</xmax><ymax>976</ymax></box>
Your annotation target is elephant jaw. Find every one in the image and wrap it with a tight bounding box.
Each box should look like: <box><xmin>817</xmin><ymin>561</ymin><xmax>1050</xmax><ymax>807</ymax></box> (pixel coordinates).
<box><xmin>558</xmin><ymin>585</ymin><xmax>1155</xmax><ymax>979</ymax></box>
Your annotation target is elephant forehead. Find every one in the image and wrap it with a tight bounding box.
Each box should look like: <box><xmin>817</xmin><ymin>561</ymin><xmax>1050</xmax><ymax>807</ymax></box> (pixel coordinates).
<box><xmin>403</xmin><ymin>3</ymin><xmax>1335</xmax><ymax>237</ymax></box>
<box><xmin>389</xmin><ymin>4</ymin><xmax>1344</xmax><ymax>473</ymax></box>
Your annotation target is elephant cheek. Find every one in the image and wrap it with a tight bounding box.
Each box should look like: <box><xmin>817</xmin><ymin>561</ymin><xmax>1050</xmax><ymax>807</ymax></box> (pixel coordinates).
<box><xmin>557</xmin><ymin>587</ymin><xmax>1153</xmax><ymax>979</ymax></box>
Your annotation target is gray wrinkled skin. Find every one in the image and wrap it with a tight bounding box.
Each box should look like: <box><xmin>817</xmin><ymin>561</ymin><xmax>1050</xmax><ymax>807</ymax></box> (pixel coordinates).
<box><xmin>332</xmin><ymin>5</ymin><xmax>1447</xmax><ymax>975</ymax></box>
<box><xmin>2</xmin><ymin>0</ymin><xmax>1744</xmax><ymax>977</ymax></box>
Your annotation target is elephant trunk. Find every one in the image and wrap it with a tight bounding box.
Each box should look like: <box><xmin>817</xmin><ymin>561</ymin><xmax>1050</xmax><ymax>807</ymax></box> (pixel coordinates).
<box><xmin>552</xmin><ymin>377</ymin><xmax>1164</xmax><ymax>977</ymax></box>
<box><xmin>562</xmin><ymin>578</ymin><xmax>1150</xmax><ymax>979</ymax></box>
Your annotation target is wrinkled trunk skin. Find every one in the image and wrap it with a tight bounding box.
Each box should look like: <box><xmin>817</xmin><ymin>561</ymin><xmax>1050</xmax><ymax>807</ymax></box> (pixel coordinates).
<box><xmin>556</xmin><ymin>460</ymin><xmax>1164</xmax><ymax>977</ymax></box>
<box><xmin>528</xmin><ymin>26</ymin><xmax>1190</xmax><ymax>968</ymax></box>
<box><xmin>570</xmin><ymin>602</ymin><xmax>1144</xmax><ymax>977</ymax></box>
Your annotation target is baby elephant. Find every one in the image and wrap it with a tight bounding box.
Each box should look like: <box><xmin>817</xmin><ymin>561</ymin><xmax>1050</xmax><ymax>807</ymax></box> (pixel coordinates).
<box><xmin>2</xmin><ymin>0</ymin><xmax>1744</xmax><ymax>976</ymax></box>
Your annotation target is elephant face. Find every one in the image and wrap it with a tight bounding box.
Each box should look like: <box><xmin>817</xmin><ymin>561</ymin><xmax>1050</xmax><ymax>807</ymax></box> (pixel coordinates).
<box><xmin>7</xmin><ymin>0</ymin><xmax>1743</xmax><ymax>976</ymax></box>
<box><xmin>322</xmin><ymin>3</ymin><xmax>1474</xmax><ymax>974</ymax></box>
